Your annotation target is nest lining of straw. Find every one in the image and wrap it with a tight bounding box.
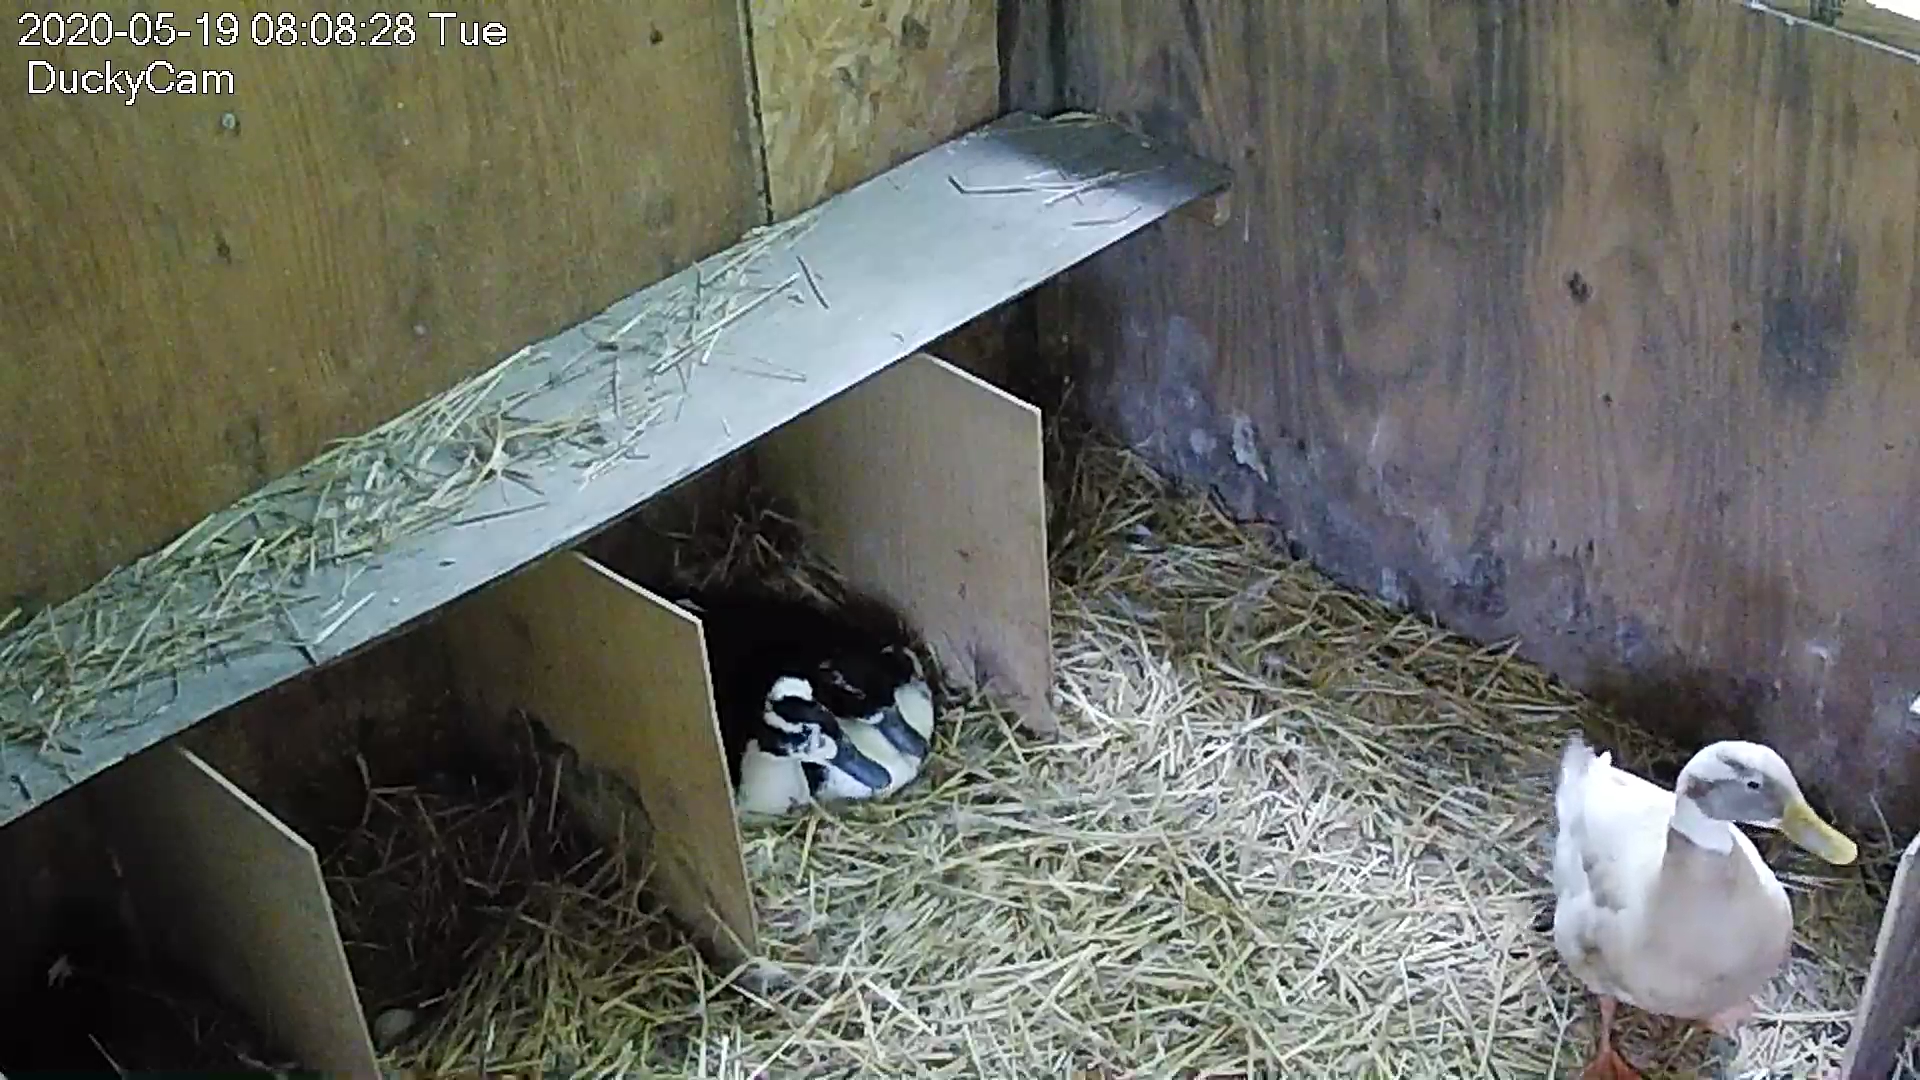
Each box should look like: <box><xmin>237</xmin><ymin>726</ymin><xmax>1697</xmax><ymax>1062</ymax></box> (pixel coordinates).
<box><xmin>0</xmin><ymin>211</ymin><xmax>823</xmax><ymax>760</ymax></box>
<box><xmin>324</xmin><ymin>425</ymin><xmax>1893</xmax><ymax>1079</ymax></box>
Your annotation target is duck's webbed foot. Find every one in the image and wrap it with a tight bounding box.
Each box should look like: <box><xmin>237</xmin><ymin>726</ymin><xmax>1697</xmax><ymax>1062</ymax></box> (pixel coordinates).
<box><xmin>1581</xmin><ymin>996</ymin><xmax>1643</xmax><ymax>1080</ymax></box>
<box><xmin>1702</xmin><ymin>1030</ymin><xmax>1741</xmax><ymax>1078</ymax></box>
<box><xmin>1582</xmin><ymin>1044</ymin><xmax>1643</xmax><ymax>1080</ymax></box>
<box><xmin>1700</xmin><ymin>1001</ymin><xmax>1755</xmax><ymax>1078</ymax></box>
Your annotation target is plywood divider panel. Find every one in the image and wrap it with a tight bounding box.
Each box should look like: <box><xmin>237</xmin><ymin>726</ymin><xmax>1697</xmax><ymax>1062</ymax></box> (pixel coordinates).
<box><xmin>0</xmin><ymin>111</ymin><xmax>1229</xmax><ymax>831</ymax></box>
<box><xmin>1841</xmin><ymin>833</ymin><xmax>1920</xmax><ymax>1079</ymax></box>
<box><xmin>85</xmin><ymin>745</ymin><xmax>377</xmax><ymax>1076</ymax></box>
<box><xmin>436</xmin><ymin>551</ymin><xmax>757</xmax><ymax>961</ymax></box>
<box><xmin>758</xmin><ymin>351</ymin><xmax>1055</xmax><ymax>734</ymax></box>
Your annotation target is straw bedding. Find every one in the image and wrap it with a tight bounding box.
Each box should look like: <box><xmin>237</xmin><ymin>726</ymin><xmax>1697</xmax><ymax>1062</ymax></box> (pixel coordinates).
<box><xmin>0</xmin><ymin>212</ymin><xmax>817</xmax><ymax>753</ymax></box>
<box><xmin>345</xmin><ymin>427</ymin><xmax>1896</xmax><ymax>1080</ymax></box>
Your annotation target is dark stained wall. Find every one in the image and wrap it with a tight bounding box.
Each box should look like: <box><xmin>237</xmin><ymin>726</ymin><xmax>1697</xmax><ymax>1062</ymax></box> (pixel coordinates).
<box><xmin>1003</xmin><ymin>0</ymin><xmax>1920</xmax><ymax>832</ymax></box>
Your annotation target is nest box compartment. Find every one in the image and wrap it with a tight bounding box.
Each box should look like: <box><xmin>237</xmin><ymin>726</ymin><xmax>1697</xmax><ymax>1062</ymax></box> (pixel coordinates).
<box><xmin>434</xmin><ymin>350</ymin><xmax>1053</xmax><ymax>962</ymax></box>
<box><xmin>0</xmin><ymin>109</ymin><xmax>1226</xmax><ymax>1074</ymax></box>
<box><xmin>0</xmin><ymin>744</ymin><xmax>378</xmax><ymax>1074</ymax></box>
<box><xmin>0</xmin><ymin>350</ymin><xmax>1052</xmax><ymax>1072</ymax></box>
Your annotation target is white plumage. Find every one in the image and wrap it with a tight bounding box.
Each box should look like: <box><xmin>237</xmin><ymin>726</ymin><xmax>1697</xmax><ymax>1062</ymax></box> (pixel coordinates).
<box><xmin>1550</xmin><ymin>733</ymin><xmax>1857</xmax><ymax>1079</ymax></box>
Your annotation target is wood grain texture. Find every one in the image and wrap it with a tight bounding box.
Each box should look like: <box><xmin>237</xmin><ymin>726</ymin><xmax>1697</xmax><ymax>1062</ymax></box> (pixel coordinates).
<box><xmin>87</xmin><ymin>745</ymin><xmax>378</xmax><ymax>1075</ymax></box>
<box><xmin>1004</xmin><ymin>0</ymin><xmax>1920</xmax><ymax>830</ymax></box>
<box><xmin>758</xmin><ymin>352</ymin><xmax>1055</xmax><ymax>733</ymax></box>
<box><xmin>0</xmin><ymin>1</ymin><xmax>762</xmax><ymax>613</ymax></box>
<box><xmin>1758</xmin><ymin>0</ymin><xmax>1920</xmax><ymax>58</ymax></box>
<box><xmin>436</xmin><ymin>552</ymin><xmax>758</xmax><ymax>961</ymax></box>
<box><xmin>0</xmin><ymin>111</ymin><xmax>1228</xmax><ymax>830</ymax></box>
<box><xmin>1842</xmin><ymin>832</ymin><xmax>1920</xmax><ymax>1078</ymax></box>
<box><xmin>750</xmin><ymin>0</ymin><xmax>999</xmax><ymax>217</ymax></box>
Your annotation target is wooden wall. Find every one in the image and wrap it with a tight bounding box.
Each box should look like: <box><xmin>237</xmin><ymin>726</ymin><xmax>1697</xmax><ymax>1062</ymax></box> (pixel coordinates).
<box><xmin>0</xmin><ymin>0</ymin><xmax>1003</xmax><ymax>1026</ymax></box>
<box><xmin>1</xmin><ymin>0</ymin><xmax>999</xmax><ymax>615</ymax></box>
<box><xmin>1765</xmin><ymin>0</ymin><xmax>1920</xmax><ymax>55</ymax></box>
<box><xmin>748</xmin><ymin>0</ymin><xmax>1000</xmax><ymax>217</ymax></box>
<box><xmin>1</xmin><ymin>2</ymin><xmax>759</xmax><ymax>612</ymax></box>
<box><xmin>1003</xmin><ymin>0</ymin><xmax>1920</xmax><ymax>833</ymax></box>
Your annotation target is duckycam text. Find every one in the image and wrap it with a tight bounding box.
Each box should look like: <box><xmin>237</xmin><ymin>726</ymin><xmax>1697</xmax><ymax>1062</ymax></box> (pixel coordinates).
<box><xmin>27</xmin><ymin>58</ymin><xmax>234</xmax><ymax>104</ymax></box>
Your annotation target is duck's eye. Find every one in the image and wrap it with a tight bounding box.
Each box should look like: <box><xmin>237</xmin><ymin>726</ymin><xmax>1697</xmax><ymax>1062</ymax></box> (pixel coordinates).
<box><xmin>1745</xmin><ymin>778</ymin><xmax>1761</xmax><ymax>791</ymax></box>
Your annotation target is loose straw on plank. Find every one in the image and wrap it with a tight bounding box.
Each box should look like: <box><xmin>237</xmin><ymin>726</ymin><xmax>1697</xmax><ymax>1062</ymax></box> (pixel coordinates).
<box><xmin>0</xmin><ymin>213</ymin><xmax>821</xmax><ymax>756</ymax></box>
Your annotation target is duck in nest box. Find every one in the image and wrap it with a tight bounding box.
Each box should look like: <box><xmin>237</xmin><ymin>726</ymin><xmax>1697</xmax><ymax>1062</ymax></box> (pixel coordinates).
<box><xmin>677</xmin><ymin>584</ymin><xmax>942</xmax><ymax>802</ymax></box>
<box><xmin>807</xmin><ymin>642</ymin><xmax>936</xmax><ymax>795</ymax></box>
<box><xmin>1550</xmin><ymin>733</ymin><xmax>1858</xmax><ymax>1080</ymax></box>
<box><xmin>727</xmin><ymin>675</ymin><xmax>893</xmax><ymax>817</ymax></box>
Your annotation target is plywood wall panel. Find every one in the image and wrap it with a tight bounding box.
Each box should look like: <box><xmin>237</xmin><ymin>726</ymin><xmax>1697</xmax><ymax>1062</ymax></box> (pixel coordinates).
<box><xmin>0</xmin><ymin>1</ymin><xmax>762</xmax><ymax>612</ymax></box>
<box><xmin>1004</xmin><ymin>0</ymin><xmax>1920</xmax><ymax>831</ymax></box>
<box><xmin>749</xmin><ymin>0</ymin><xmax>999</xmax><ymax>218</ymax></box>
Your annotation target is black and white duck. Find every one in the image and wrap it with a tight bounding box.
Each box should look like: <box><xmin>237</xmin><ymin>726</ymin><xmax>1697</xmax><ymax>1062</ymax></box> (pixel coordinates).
<box><xmin>726</xmin><ymin>675</ymin><xmax>892</xmax><ymax>816</ymax></box>
<box><xmin>805</xmin><ymin>642</ymin><xmax>935</xmax><ymax>790</ymax></box>
<box><xmin>678</xmin><ymin>584</ymin><xmax>940</xmax><ymax>808</ymax></box>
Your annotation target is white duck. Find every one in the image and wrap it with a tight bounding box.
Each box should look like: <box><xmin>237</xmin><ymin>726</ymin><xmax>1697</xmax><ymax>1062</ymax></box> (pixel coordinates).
<box><xmin>1551</xmin><ymin>734</ymin><xmax>1858</xmax><ymax>1079</ymax></box>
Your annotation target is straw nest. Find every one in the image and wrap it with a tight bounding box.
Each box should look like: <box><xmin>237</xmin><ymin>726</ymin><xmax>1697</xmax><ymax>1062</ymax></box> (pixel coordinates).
<box><xmin>0</xmin><ymin>212</ymin><xmax>820</xmax><ymax>755</ymax></box>
<box><xmin>335</xmin><ymin>425</ymin><xmax>1896</xmax><ymax>1079</ymax></box>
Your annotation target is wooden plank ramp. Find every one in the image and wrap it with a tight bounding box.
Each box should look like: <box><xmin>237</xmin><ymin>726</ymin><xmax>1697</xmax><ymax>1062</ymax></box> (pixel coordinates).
<box><xmin>0</xmin><ymin>111</ymin><xmax>1231</xmax><ymax>828</ymax></box>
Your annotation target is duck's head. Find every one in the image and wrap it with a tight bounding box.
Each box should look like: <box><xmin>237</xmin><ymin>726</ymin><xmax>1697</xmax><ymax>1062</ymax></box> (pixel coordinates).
<box><xmin>761</xmin><ymin>676</ymin><xmax>893</xmax><ymax>790</ymax></box>
<box><xmin>813</xmin><ymin>646</ymin><xmax>934</xmax><ymax>754</ymax></box>
<box><xmin>811</xmin><ymin>646</ymin><xmax>919</xmax><ymax>708</ymax></box>
<box><xmin>1680</xmin><ymin>740</ymin><xmax>1858</xmax><ymax>865</ymax></box>
<box><xmin>879</xmin><ymin>643</ymin><xmax>927</xmax><ymax>684</ymax></box>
